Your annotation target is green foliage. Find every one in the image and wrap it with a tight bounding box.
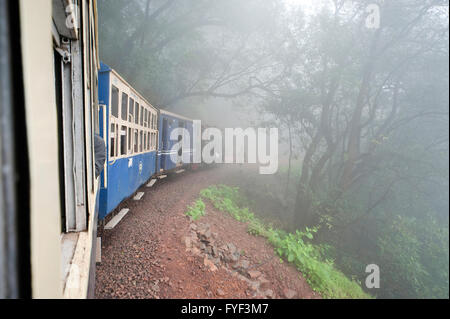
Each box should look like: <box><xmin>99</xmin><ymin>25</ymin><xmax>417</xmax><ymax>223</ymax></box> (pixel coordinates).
<box><xmin>185</xmin><ymin>199</ymin><xmax>206</xmax><ymax>221</ymax></box>
<box><xmin>377</xmin><ymin>215</ymin><xmax>449</xmax><ymax>299</ymax></box>
<box><xmin>200</xmin><ymin>185</ymin><xmax>254</xmax><ymax>222</ymax></box>
<box><xmin>200</xmin><ymin>185</ymin><xmax>372</xmax><ymax>298</ymax></box>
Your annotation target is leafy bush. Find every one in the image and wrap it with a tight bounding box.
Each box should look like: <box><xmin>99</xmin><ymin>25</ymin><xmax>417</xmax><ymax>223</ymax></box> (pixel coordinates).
<box><xmin>200</xmin><ymin>184</ymin><xmax>372</xmax><ymax>298</ymax></box>
<box><xmin>377</xmin><ymin>215</ymin><xmax>449</xmax><ymax>299</ymax></box>
<box><xmin>185</xmin><ymin>199</ymin><xmax>206</xmax><ymax>220</ymax></box>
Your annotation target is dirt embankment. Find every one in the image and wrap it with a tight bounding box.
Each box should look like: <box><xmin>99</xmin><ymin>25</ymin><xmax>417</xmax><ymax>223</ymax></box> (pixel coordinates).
<box><xmin>95</xmin><ymin>167</ymin><xmax>319</xmax><ymax>299</ymax></box>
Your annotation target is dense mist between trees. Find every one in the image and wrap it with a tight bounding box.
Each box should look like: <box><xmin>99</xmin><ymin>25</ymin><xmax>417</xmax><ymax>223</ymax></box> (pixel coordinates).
<box><xmin>98</xmin><ymin>0</ymin><xmax>449</xmax><ymax>298</ymax></box>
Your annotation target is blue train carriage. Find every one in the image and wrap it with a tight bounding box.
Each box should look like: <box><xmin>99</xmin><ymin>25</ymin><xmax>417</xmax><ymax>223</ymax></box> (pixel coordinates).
<box><xmin>98</xmin><ymin>63</ymin><xmax>159</xmax><ymax>219</ymax></box>
<box><xmin>157</xmin><ymin>109</ymin><xmax>194</xmax><ymax>174</ymax></box>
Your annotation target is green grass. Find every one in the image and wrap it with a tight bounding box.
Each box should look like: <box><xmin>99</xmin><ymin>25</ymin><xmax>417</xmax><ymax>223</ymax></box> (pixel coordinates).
<box><xmin>200</xmin><ymin>184</ymin><xmax>372</xmax><ymax>299</ymax></box>
<box><xmin>185</xmin><ymin>198</ymin><xmax>206</xmax><ymax>220</ymax></box>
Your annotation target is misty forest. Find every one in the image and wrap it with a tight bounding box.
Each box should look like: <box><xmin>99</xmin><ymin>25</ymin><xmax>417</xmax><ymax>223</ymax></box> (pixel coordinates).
<box><xmin>97</xmin><ymin>0</ymin><xmax>449</xmax><ymax>298</ymax></box>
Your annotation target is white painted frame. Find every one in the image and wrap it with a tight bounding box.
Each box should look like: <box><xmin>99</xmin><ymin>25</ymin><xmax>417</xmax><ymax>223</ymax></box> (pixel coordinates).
<box><xmin>108</xmin><ymin>71</ymin><xmax>158</xmax><ymax>162</ymax></box>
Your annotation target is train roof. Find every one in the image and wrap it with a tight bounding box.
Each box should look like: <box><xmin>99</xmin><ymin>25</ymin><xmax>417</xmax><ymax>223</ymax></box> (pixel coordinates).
<box><xmin>159</xmin><ymin>109</ymin><xmax>195</xmax><ymax>122</ymax></box>
<box><xmin>100</xmin><ymin>63</ymin><xmax>198</xmax><ymax>123</ymax></box>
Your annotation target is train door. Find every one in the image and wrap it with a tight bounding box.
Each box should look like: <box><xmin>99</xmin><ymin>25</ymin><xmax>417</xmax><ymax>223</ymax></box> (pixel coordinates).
<box><xmin>53</xmin><ymin>31</ymin><xmax>88</xmax><ymax>232</ymax></box>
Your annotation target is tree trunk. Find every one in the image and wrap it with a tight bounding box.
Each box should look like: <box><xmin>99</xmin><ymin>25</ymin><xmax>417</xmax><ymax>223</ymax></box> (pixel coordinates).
<box><xmin>284</xmin><ymin>121</ymin><xmax>293</xmax><ymax>198</ymax></box>
<box><xmin>294</xmin><ymin>184</ymin><xmax>315</xmax><ymax>228</ymax></box>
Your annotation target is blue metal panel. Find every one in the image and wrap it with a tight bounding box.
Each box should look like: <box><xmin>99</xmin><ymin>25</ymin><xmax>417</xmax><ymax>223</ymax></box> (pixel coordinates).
<box><xmin>98</xmin><ymin>63</ymin><xmax>110</xmax><ymax>107</ymax></box>
<box><xmin>158</xmin><ymin>112</ymin><xmax>193</xmax><ymax>173</ymax></box>
<box><xmin>99</xmin><ymin>151</ymin><xmax>157</xmax><ymax>219</ymax></box>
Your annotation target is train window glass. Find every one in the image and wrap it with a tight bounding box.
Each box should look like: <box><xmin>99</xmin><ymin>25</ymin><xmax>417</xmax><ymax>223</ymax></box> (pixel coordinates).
<box><xmin>140</xmin><ymin>106</ymin><xmax>144</xmax><ymax>126</ymax></box>
<box><xmin>134</xmin><ymin>129</ymin><xmax>138</xmax><ymax>153</ymax></box>
<box><xmin>135</xmin><ymin>103</ymin><xmax>139</xmax><ymax>124</ymax></box>
<box><xmin>121</xmin><ymin>93</ymin><xmax>128</xmax><ymax>120</ymax></box>
<box><xmin>145</xmin><ymin>109</ymin><xmax>148</xmax><ymax>127</ymax></box>
<box><xmin>143</xmin><ymin>109</ymin><xmax>146</xmax><ymax>127</ymax></box>
<box><xmin>115</xmin><ymin>124</ymin><xmax>119</xmax><ymax>158</ymax></box>
<box><xmin>120</xmin><ymin>126</ymin><xmax>127</xmax><ymax>155</ymax></box>
<box><xmin>140</xmin><ymin>131</ymin><xmax>143</xmax><ymax>152</ymax></box>
<box><xmin>150</xmin><ymin>132</ymin><xmax>153</xmax><ymax>150</ymax></box>
<box><xmin>111</xmin><ymin>85</ymin><xmax>119</xmax><ymax>118</ymax></box>
<box><xmin>162</xmin><ymin>118</ymin><xmax>168</xmax><ymax>149</ymax></box>
<box><xmin>144</xmin><ymin>132</ymin><xmax>147</xmax><ymax>151</ymax></box>
<box><xmin>110</xmin><ymin>124</ymin><xmax>115</xmax><ymax>157</ymax></box>
<box><xmin>128</xmin><ymin>127</ymin><xmax>132</xmax><ymax>153</ymax></box>
<box><xmin>129</xmin><ymin>98</ymin><xmax>134</xmax><ymax>122</ymax></box>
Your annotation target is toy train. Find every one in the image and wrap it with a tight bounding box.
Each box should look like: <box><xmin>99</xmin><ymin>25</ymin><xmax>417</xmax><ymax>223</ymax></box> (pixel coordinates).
<box><xmin>97</xmin><ymin>63</ymin><xmax>198</xmax><ymax>219</ymax></box>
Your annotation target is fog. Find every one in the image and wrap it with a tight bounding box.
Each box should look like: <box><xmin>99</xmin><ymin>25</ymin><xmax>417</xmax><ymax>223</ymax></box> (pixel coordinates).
<box><xmin>98</xmin><ymin>0</ymin><xmax>449</xmax><ymax>298</ymax></box>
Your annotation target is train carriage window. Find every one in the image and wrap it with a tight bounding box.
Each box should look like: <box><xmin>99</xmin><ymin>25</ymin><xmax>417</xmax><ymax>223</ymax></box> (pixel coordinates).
<box><xmin>121</xmin><ymin>93</ymin><xmax>128</xmax><ymax>120</ymax></box>
<box><xmin>111</xmin><ymin>86</ymin><xmax>119</xmax><ymax>118</ymax></box>
<box><xmin>140</xmin><ymin>131</ymin><xmax>143</xmax><ymax>152</ymax></box>
<box><xmin>162</xmin><ymin>118</ymin><xmax>168</xmax><ymax>150</ymax></box>
<box><xmin>140</xmin><ymin>106</ymin><xmax>144</xmax><ymax>126</ymax></box>
<box><xmin>146</xmin><ymin>109</ymin><xmax>149</xmax><ymax>127</ymax></box>
<box><xmin>144</xmin><ymin>132</ymin><xmax>147</xmax><ymax>151</ymax></box>
<box><xmin>134</xmin><ymin>129</ymin><xmax>138</xmax><ymax>153</ymax></box>
<box><xmin>128</xmin><ymin>127</ymin><xmax>132</xmax><ymax>154</ymax></box>
<box><xmin>120</xmin><ymin>126</ymin><xmax>127</xmax><ymax>155</ymax></box>
<box><xmin>135</xmin><ymin>103</ymin><xmax>139</xmax><ymax>124</ymax></box>
<box><xmin>115</xmin><ymin>124</ymin><xmax>119</xmax><ymax>157</ymax></box>
<box><xmin>150</xmin><ymin>132</ymin><xmax>154</xmax><ymax>150</ymax></box>
<box><xmin>129</xmin><ymin>98</ymin><xmax>134</xmax><ymax>122</ymax></box>
<box><xmin>110</xmin><ymin>124</ymin><xmax>115</xmax><ymax>157</ymax></box>
<box><xmin>150</xmin><ymin>132</ymin><xmax>153</xmax><ymax>150</ymax></box>
<box><xmin>110</xmin><ymin>124</ymin><xmax>118</xmax><ymax>158</ymax></box>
